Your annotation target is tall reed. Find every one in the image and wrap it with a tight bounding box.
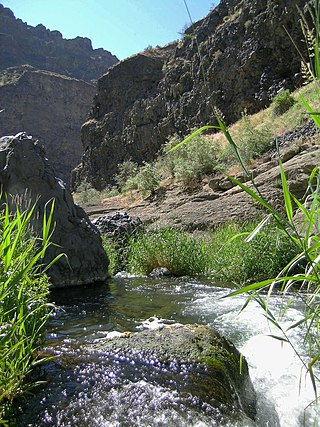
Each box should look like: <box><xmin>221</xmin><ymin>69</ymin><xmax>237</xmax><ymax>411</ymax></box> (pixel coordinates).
<box><xmin>0</xmin><ymin>198</ymin><xmax>61</xmax><ymax>425</ymax></box>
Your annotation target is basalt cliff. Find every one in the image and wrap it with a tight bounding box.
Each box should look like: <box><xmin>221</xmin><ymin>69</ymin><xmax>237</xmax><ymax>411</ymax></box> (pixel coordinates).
<box><xmin>72</xmin><ymin>0</ymin><xmax>306</xmax><ymax>191</ymax></box>
<box><xmin>0</xmin><ymin>66</ymin><xmax>95</xmax><ymax>183</ymax></box>
<box><xmin>0</xmin><ymin>4</ymin><xmax>117</xmax><ymax>82</ymax></box>
<box><xmin>0</xmin><ymin>5</ymin><xmax>118</xmax><ymax>183</ymax></box>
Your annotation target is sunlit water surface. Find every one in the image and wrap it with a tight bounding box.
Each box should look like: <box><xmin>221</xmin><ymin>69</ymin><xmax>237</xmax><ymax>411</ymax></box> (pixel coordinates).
<box><xmin>17</xmin><ymin>276</ymin><xmax>320</xmax><ymax>426</ymax></box>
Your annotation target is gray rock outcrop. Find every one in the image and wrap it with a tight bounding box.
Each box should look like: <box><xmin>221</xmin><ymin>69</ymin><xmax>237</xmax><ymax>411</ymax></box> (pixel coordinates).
<box><xmin>0</xmin><ymin>5</ymin><xmax>119</xmax><ymax>184</ymax></box>
<box><xmin>83</xmin><ymin>134</ymin><xmax>320</xmax><ymax>231</ymax></box>
<box><xmin>92</xmin><ymin>212</ymin><xmax>143</xmax><ymax>274</ymax></box>
<box><xmin>0</xmin><ymin>133</ymin><xmax>109</xmax><ymax>287</ymax></box>
<box><xmin>92</xmin><ymin>212</ymin><xmax>143</xmax><ymax>239</ymax></box>
<box><xmin>0</xmin><ymin>66</ymin><xmax>95</xmax><ymax>183</ymax></box>
<box><xmin>72</xmin><ymin>0</ymin><xmax>307</xmax><ymax>190</ymax></box>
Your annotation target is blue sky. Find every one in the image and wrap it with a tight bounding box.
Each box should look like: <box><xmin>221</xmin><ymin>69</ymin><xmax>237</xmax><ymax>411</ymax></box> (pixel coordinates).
<box><xmin>1</xmin><ymin>0</ymin><xmax>218</xmax><ymax>59</ymax></box>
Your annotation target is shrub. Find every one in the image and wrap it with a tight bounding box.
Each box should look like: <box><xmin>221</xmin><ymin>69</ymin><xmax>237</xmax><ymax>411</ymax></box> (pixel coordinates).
<box><xmin>271</xmin><ymin>90</ymin><xmax>296</xmax><ymax>116</ymax></box>
<box><xmin>115</xmin><ymin>160</ymin><xmax>138</xmax><ymax>190</ymax></box>
<box><xmin>238</xmin><ymin>114</ymin><xmax>273</xmax><ymax>162</ymax></box>
<box><xmin>217</xmin><ymin>114</ymin><xmax>273</xmax><ymax>166</ymax></box>
<box><xmin>74</xmin><ymin>181</ymin><xmax>100</xmax><ymax>203</ymax></box>
<box><xmin>161</xmin><ymin>134</ymin><xmax>217</xmax><ymax>188</ymax></box>
<box><xmin>101</xmin><ymin>235</ymin><xmax>119</xmax><ymax>275</ymax></box>
<box><xmin>74</xmin><ymin>181</ymin><xmax>119</xmax><ymax>204</ymax></box>
<box><xmin>126</xmin><ymin>221</ymin><xmax>297</xmax><ymax>281</ymax></box>
<box><xmin>207</xmin><ymin>222</ymin><xmax>299</xmax><ymax>284</ymax></box>
<box><xmin>123</xmin><ymin>163</ymin><xmax>160</xmax><ymax>197</ymax></box>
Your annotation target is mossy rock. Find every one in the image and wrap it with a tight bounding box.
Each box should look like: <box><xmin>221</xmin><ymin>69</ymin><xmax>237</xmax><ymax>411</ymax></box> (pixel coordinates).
<box><xmin>96</xmin><ymin>323</ymin><xmax>256</xmax><ymax>422</ymax></box>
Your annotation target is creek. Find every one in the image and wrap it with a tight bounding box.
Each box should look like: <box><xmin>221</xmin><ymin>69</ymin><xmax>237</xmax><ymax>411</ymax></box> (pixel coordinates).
<box><xmin>17</xmin><ymin>276</ymin><xmax>320</xmax><ymax>426</ymax></box>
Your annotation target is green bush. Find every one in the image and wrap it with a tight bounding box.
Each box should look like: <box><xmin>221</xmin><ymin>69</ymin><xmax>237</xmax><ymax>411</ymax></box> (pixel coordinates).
<box><xmin>271</xmin><ymin>90</ymin><xmax>296</xmax><ymax>116</ymax></box>
<box><xmin>123</xmin><ymin>163</ymin><xmax>160</xmax><ymax>197</ymax></box>
<box><xmin>161</xmin><ymin>134</ymin><xmax>217</xmax><ymax>189</ymax></box>
<box><xmin>217</xmin><ymin>114</ymin><xmax>272</xmax><ymax>167</ymax></box>
<box><xmin>74</xmin><ymin>181</ymin><xmax>119</xmax><ymax>204</ymax></box>
<box><xmin>207</xmin><ymin>222</ymin><xmax>299</xmax><ymax>284</ymax></box>
<box><xmin>238</xmin><ymin>114</ymin><xmax>273</xmax><ymax>162</ymax></box>
<box><xmin>101</xmin><ymin>235</ymin><xmax>119</xmax><ymax>275</ymax></box>
<box><xmin>126</xmin><ymin>222</ymin><xmax>297</xmax><ymax>282</ymax></box>
<box><xmin>115</xmin><ymin>160</ymin><xmax>138</xmax><ymax>190</ymax></box>
<box><xmin>74</xmin><ymin>181</ymin><xmax>101</xmax><ymax>203</ymax></box>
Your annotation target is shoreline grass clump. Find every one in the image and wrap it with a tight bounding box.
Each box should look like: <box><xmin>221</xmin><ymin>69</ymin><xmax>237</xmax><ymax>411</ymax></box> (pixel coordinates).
<box><xmin>123</xmin><ymin>222</ymin><xmax>298</xmax><ymax>283</ymax></box>
<box><xmin>0</xmin><ymin>198</ymin><xmax>59</xmax><ymax>425</ymax></box>
<box><xmin>127</xmin><ymin>228</ymin><xmax>209</xmax><ymax>276</ymax></box>
<box><xmin>208</xmin><ymin>221</ymin><xmax>299</xmax><ymax>285</ymax></box>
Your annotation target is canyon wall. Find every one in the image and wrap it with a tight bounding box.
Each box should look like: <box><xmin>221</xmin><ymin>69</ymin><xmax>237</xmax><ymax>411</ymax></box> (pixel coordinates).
<box><xmin>71</xmin><ymin>0</ymin><xmax>306</xmax><ymax>190</ymax></box>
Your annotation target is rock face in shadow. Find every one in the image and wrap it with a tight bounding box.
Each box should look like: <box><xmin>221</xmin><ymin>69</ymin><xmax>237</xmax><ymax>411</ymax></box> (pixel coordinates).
<box><xmin>0</xmin><ymin>133</ymin><xmax>109</xmax><ymax>287</ymax></box>
<box><xmin>0</xmin><ymin>5</ymin><xmax>118</xmax><ymax>82</ymax></box>
<box><xmin>96</xmin><ymin>323</ymin><xmax>257</xmax><ymax>423</ymax></box>
<box><xmin>72</xmin><ymin>0</ymin><xmax>306</xmax><ymax>190</ymax></box>
<box><xmin>72</xmin><ymin>49</ymin><xmax>174</xmax><ymax>189</ymax></box>
<box><xmin>0</xmin><ymin>5</ymin><xmax>119</xmax><ymax>184</ymax></box>
<box><xmin>0</xmin><ymin>66</ymin><xmax>95</xmax><ymax>184</ymax></box>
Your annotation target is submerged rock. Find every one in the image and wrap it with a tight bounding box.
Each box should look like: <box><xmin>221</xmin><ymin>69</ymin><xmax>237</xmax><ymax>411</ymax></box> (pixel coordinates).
<box><xmin>149</xmin><ymin>267</ymin><xmax>173</xmax><ymax>278</ymax></box>
<box><xmin>0</xmin><ymin>133</ymin><xmax>109</xmax><ymax>287</ymax></box>
<box><xmin>96</xmin><ymin>323</ymin><xmax>257</xmax><ymax>422</ymax></box>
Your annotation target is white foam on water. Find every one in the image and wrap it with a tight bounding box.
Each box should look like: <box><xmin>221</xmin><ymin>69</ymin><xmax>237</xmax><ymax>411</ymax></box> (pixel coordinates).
<box><xmin>185</xmin><ymin>289</ymin><xmax>320</xmax><ymax>427</ymax></box>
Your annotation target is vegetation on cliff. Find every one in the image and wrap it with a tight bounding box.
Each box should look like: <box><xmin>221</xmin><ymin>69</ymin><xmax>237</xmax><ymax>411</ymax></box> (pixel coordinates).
<box><xmin>75</xmin><ymin>79</ymin><xmax>319</xmax><ymax>205</ymax></box>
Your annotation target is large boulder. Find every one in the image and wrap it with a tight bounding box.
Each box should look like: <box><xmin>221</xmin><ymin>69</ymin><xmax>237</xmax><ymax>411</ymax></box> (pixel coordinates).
<box><xmin>0</xmin><ymin>133</ymin><xmax>109</xmax><ymax>287</ymax></box>
<box><xmin>96</xmin><ymin>323</ymin><xmax>257</xmax><ymax>423</ymax></box>
<box><xmin>15</xmin><ymin>323</ymin><xmax>256</xmax><ymax>425</ymax></box>
<box><xmin>92</xmin><ymin>212</ymin><xmax>143</xmax><ymax>239</ymax></box>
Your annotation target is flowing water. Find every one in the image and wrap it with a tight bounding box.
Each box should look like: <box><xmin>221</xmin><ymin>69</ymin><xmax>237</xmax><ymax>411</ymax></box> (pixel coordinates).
<box><xmin>17</xmin><ymin>276</ymin><xmax>320</xmax><ymax>426</ymax></box>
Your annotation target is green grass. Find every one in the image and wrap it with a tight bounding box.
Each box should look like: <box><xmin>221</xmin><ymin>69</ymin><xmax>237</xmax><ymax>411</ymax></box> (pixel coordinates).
<box><xmin>124</xmin><ymin>223</ymin><xmax>298</xmax><ymax>282</ymax></box>
<box><xmin>122</xmin><ymin>162</ymin><xmax>160</xmax><ymax>197</ymax></box>
<box><xmin>127</xmin><ymin>228</ymin><xmax>209</xmax><ymax>276</ymax></box>
<box><xmin>159</xmin><ymin>134</ymin><xmax>218</xmax><ymax>189</ymax></box>
<box><xmin>208</xmin><ymin>222</ymin><xmax>299</xmax><ymax>284</ymax></box>
<box><xmin>217</xmin><ymin>113</ymin><xmax>273</xmax><ymax>167</ymax></box>
<box><xmin>271</xmin><ymin>90</ymin><xmax>296</xmax><ymax>116</ymax></box>
<box><xmin>0</xmin><ymin>198</ymin><xmax>60</xmax><ymax>425</ymax></box>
